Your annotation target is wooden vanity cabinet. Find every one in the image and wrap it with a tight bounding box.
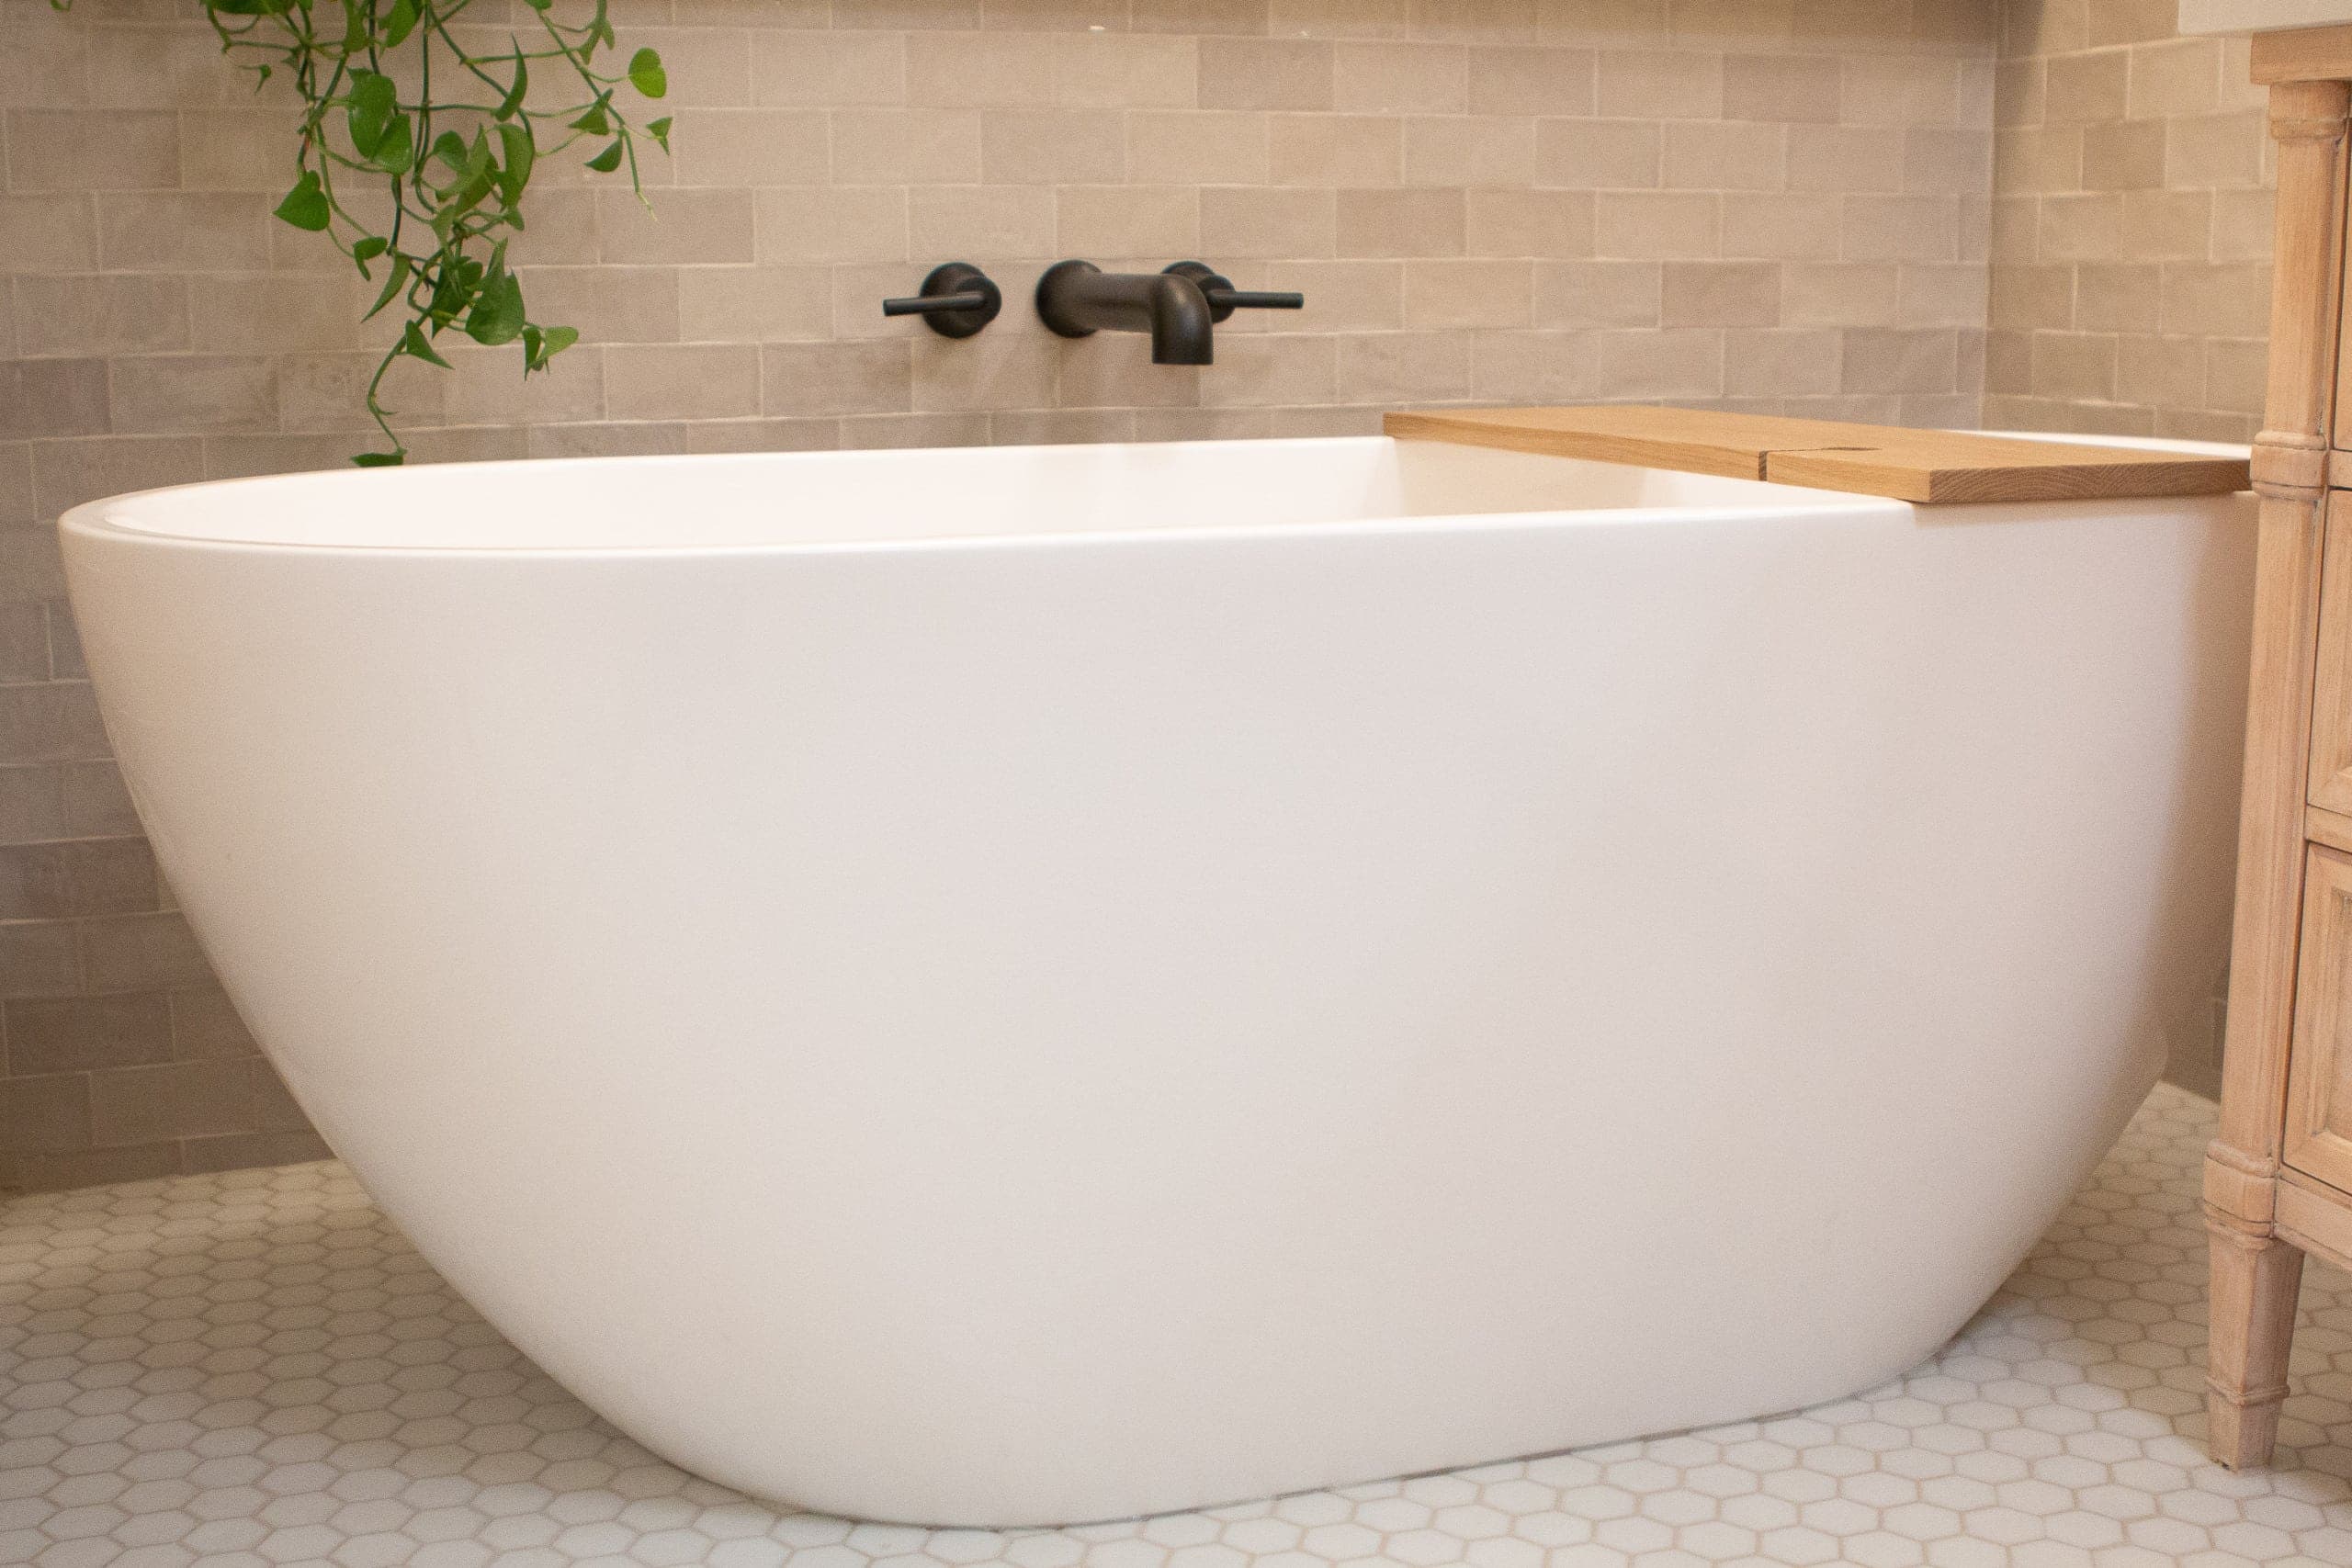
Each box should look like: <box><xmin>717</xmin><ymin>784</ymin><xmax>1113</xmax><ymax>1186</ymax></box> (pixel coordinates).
<box><xmin>2209</xmin><ymin>29</ymin><xmax>2352</xmax><ymax>1470</ymax></box>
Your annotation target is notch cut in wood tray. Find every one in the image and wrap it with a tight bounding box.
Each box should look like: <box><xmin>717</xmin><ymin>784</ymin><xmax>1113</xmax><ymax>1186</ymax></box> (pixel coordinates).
<box><xmin>1383</xmin><ymin>406</ymin><xmax>2251</xmax><ymax>504</ymax></box>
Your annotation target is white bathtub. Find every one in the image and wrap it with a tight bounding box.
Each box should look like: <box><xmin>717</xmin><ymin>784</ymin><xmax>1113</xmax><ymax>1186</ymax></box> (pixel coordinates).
<box><xmin>61</xmin><ymin>434</ymin><xmax>2254</xmax><ymax>1528</ymax></box>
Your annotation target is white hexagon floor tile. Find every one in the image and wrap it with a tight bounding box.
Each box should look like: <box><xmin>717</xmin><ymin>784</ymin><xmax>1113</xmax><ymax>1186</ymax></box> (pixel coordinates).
<box><xmin>10</xmin><ymin>1084</ymin><xmax>2352</xmax><ymax>1567</ymax></box>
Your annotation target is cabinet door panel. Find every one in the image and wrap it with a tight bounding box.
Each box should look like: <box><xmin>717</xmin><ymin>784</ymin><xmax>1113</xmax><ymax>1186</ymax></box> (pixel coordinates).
<box><xmin>2286</xmin><ymin>844</ymin><xmax>2352</xmax><ymax>1193</ymax></box>
<box><xmin>2309</xmin><ymin>502</ymin><xmax>2352</xmax><ymax>813</ymax></box>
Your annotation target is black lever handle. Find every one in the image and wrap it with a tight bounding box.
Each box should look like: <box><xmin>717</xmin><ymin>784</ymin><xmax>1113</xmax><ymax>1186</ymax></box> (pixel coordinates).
<box><xmin>1162</xmin><ymin>261</ymin><xmax>1305</xmax><ymax>323</ymax></box>
<box><xmin>883</xmin><ymin>263</ymin><xmax>1001</xmax><ymax>339</ymax></box>
<box><xmin>1209</xmin><ymin>287</ymin><xmax>1306</xmax><ymax>310</ymax></box>
<box><xmin>884</xmin><ymin>290</ymin><xmax>990</xmax><ymax>316</ymax></box>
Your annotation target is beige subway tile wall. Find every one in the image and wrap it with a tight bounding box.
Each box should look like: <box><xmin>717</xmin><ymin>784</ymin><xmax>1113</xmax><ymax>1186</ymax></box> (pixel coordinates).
<box><xmin>1985</xmin><ymin>0</ymin><xmax>2273</xmax><ymax>442</ymax></box>
<box><xmin>3</xmin><ymin>0</ymin><xmax>2005</xmax><ymax>1192</ymax></box>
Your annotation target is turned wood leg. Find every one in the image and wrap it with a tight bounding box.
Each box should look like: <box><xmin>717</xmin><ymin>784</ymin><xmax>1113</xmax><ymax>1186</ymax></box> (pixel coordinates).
<box><xmin>2207</xmin><ymin>1218</ymin><xmax>2305</xmax><ymax>1468</ymax></box>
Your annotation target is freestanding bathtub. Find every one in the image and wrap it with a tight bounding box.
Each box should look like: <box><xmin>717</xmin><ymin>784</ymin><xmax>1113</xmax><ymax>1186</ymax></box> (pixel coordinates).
<box><xmin>62</xmin><ymin>434</ymin><xmax>2255</xmax><ymax>1527</ymax></box>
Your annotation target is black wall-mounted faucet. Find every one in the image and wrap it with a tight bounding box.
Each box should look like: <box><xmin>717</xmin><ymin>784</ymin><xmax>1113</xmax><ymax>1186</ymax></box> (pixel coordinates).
<box><xmin>1035</xmin><ymin>261</ymin><xmax>1304</xmax><ymax>366</ymax></box>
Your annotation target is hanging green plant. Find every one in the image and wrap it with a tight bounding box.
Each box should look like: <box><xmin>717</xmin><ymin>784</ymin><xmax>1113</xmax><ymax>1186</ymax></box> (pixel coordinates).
<box><xmin>48</xmin><ymin>0</ymin><xmax>671</xmax><ymax>467</ymax></box>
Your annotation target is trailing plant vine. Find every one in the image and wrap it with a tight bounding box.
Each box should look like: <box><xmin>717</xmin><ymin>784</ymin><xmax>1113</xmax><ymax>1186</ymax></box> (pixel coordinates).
<box><xmin>49</xmin><ymin>0</ymin><xmax>671</xmax><ymax>466</ymax></box>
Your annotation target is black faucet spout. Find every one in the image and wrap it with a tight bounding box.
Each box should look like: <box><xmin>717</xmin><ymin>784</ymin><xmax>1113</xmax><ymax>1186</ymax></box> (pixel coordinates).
<box><xmin>1140</xmin><ymin>272</ymin><xmax>1216</xmax><ymax>366</ymax></box>
<box><xmin>1035</xmin><ymin>261</ymin><xmax>1216</xmax><ymax>366</ymax></box>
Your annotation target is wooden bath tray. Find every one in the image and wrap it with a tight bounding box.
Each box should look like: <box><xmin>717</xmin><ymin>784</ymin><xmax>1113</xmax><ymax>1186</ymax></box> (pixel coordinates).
<box><xmin>1384</xmin><ymin>406</ymin><xmax>2251</xmax><ymax>505</ymax></box>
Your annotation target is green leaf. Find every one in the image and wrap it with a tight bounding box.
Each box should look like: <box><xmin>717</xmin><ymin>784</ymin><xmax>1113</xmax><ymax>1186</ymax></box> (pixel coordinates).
<box><xmin>495</xmin><ymin>49</ymin><xmax>529</xmax><ymax>121</ymax></box>
<box><xmin>645</xmin><ymin>116</ymin><xmax>671</xmax><ymax>153</ymax></box>
<box><xmin>431</xmin><ymin>130</ymin><xmax>469</xmax><ymax>173</ymax></box>
<box><xmin>364</xmin><ymin>252</ymin><xmax>413</xmax><ymax>319</ymax></box>
<box><xmin>369</xmin><ymin>113</ymin><xmax>413</xmax><ymax>175</ymax></box>
<box><xmin>345</xmin><ymin>70</ymin><xmax>395</xmax><ymax>158</ymax></box>
<box><xmin>273</xmin><ymin>170</ymin><xmax>331</xmax><ymax>231</ymax></box>
<box><xmin>495</xmin><ymin>121</ymin><xmax>535</xmax><ymax>204</ymax></box>
<box><xmin>524</xmin><ymin>322</ymin><xmax>578</xmax><ymax>373</ymax></box>
<box><xmin>568</xmin><ymin>99</ymin><xmax>610</xmax><ymax>137</ymax></box>
<box><xmin>445</xmin><ymin>166</ymin><xmax>495</xmax><ymax>221</ymax></box>
<box><xmin>466</xmin><ymin>270</ymin><xmax>526</xmax><ymax>345</ymax></box>
<box><xmin>426</xmin><ymin>254</ymin><xmax>484</xmax><ymax>325</ymax></box>
<box><xmin>400</xmin><ymin>321</ymin><xmax>452</xmax><ymax>369</ymax></box>
<box><xmin>351</xmin><ymin>234</ymin><xmax>388</xmax><ymax>274</ymax></box>
<box><xmin>627</xmin><ymin>48</ymin><xmax>666</xmax><ymax>99</ymax></box>
<box><xmin>382</xmin><ymin>0</ymin><xmax>419</xmax><ymax>47</ymax></box>
<box><xmin>584</xmin><ymin>139</ymin><xmax>623</xmax><ymax>175</ymax></box>
<box><xmin>352</xmin><ymin>451</ymin><xmax>406</xmax><ymax>468</ymax></box>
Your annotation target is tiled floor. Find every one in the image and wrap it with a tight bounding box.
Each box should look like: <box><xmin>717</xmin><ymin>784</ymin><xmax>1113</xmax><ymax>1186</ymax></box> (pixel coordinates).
<box><xmin>10</xmin><ymin>1087</ymin><xmax>2352</xmax><ymax>1568</ymax></box>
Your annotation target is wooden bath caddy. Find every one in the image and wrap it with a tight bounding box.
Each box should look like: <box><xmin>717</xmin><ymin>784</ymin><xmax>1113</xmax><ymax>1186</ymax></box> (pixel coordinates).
<box><xmin>1384</xmin><ymin>405</ymin><xmax>2251</xmax><ymax>506</ymax></box>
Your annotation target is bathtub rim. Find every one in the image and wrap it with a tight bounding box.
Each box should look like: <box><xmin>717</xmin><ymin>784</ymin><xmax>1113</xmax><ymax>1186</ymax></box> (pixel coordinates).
<box><xmin>56</xmin><ymin>429</ymin><xmax>2249</xmax><ymax>561</ymax></box>
<box><xmin>60</xmin><ymin>434</ymin><xmax>1911</xmax><ymax>559</ymax></box>
<box><xmin>62</xmin><ymin>496</ymin><xmax>1924</xmax><ymax>564</ymax></box>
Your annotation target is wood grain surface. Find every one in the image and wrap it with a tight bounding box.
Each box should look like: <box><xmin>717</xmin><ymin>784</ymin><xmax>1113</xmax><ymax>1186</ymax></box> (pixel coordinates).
<box><xmin>1382</xmin><ymin>405</ymin><xmax>2252</xmax><ymax>504</ymax></box>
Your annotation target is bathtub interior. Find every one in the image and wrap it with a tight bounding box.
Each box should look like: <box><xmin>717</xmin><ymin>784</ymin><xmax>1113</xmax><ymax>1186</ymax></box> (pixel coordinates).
<box><xmin>75</xmin><ymin>434</ymin><xmax>1895</xmax><ymax>552</ymax></box>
